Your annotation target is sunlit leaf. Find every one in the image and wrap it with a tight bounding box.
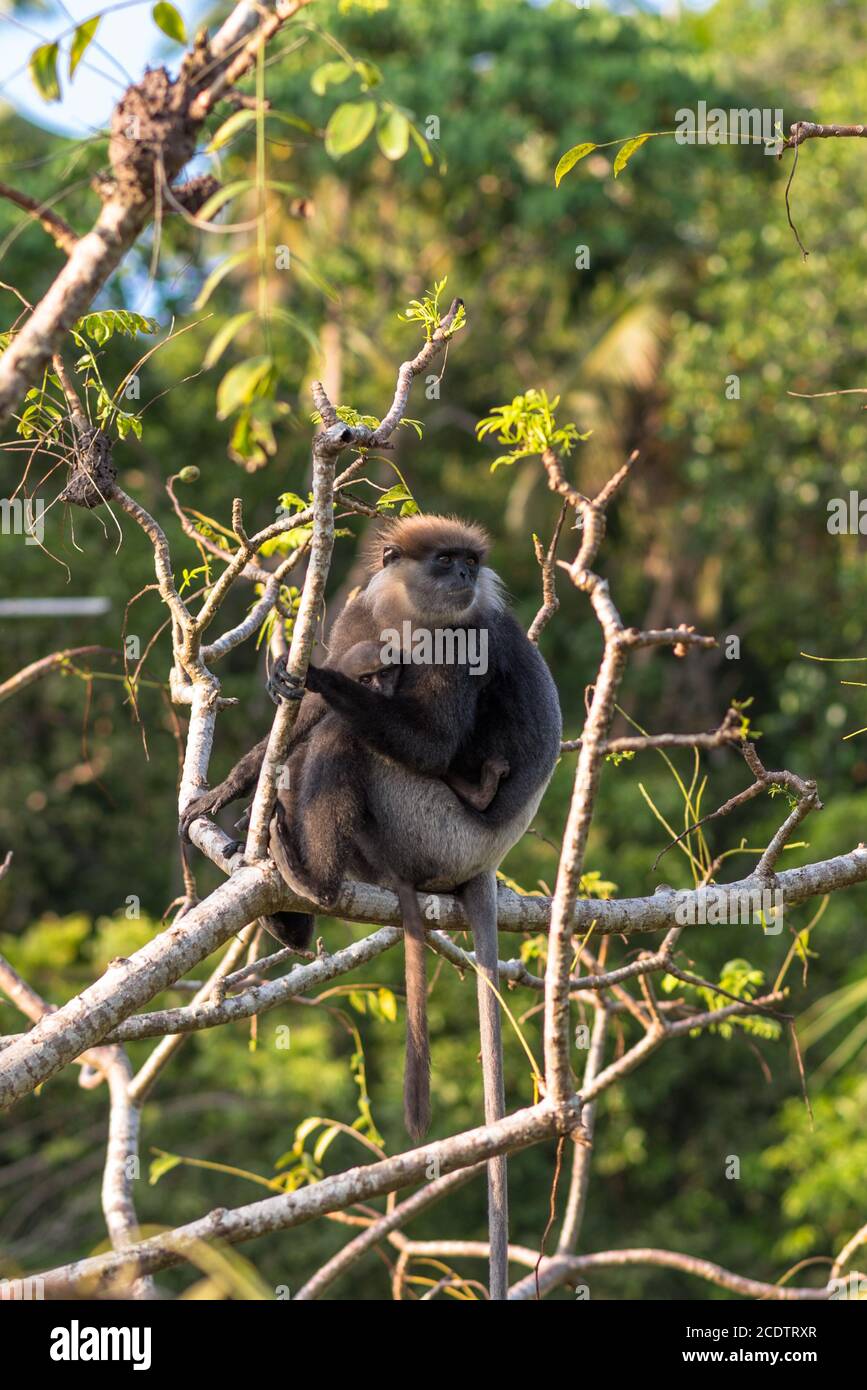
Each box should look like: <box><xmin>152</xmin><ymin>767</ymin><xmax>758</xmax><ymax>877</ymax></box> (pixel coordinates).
<box><xmin>408</xmin><ymin>123</ymin><xmax>434</xmax><ymax>166</ymax></box>
<box><xmin>206</xmin><ymin>109</ymin><xmax>257</xmax><ymax>152</ymax></box>
<box><xmin>312</xmin><ymin>1125</ymin><xmax>340</xmax><ymax>1164</ymax></box>
<box><xmin>270</xmin><ymin>306</ymin><xmax>320</xmax><ymax>355</ymax></box>
<box><xmin>377</xmin><ymin>987</ymin><xmax>397</xmax><ymax>1022</ymax></box>
<box><xmin>149</xmin><ymin>1150</ymin><xmax>182</xmax><ymax>1185</ymax></box>
<box><xmin>194</xmin><ymin>249</ymin><xmax>256</xmax><ymax>309</ymax></box>
<box><xmin>377</xmin><ymin>482</ymin><xmax>415</xmax><ymax>509</ymax></box>
<box><xmin>311</xmin><ymin>60</ymin><xmax>352</xmax><ymax>95</ymax></box>
<box><xmin>197</xmin><ymin>179</ymin><xmax>299</xmax><ymax>222</ymax></box>
<box><xmin>377</xmin><ymin>108</ymin><xmax>410</xmax><ymax>161</ymax></box>
<box><xmin>152</xmin><ymin>1</ymin><xmax>187</xmax><ymax>45</ymax></box>
<box><xmin>202</xmin><ymin>311</ymin><xmax>255</xmax><ymax>370</ymax></box>
<box><xmin>613</xmin><ymin>132</ymin><xmax>653</xmax><ymax>178</ymax></box>
<box><xmin>29</xmin><ymin>43</ymin><xmax>60</xmax><ymax>103</ymax></box>
<box><xmin>69</xmin><ymin>17</ymin><xmax>100</xmax><ymax>78</ymax></box>
<box><xmin>216</xmin><ymin>355</ymin><xmax>273</xmax><ymax>419</ymax></box>
<box><xmin>554</xmin><ymin>142</ymin><xmax>596</xmax><ymax>186</ymax></box>
<box><xmin>324</xmin><ymin>100</ymin><xmax>377</xmax><ymax>158</ymax></box>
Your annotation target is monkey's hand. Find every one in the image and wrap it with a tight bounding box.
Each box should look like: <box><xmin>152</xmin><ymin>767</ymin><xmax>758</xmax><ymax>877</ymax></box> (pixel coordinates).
<box><xmin>268</xmin><ymin>656</ymin><xmax>307</xmax><ymax>706</ymax></box>
<box><xmin>179</xmin><ymin>789</ymin><xmax>230</xmax><ymax>842</ymax></box>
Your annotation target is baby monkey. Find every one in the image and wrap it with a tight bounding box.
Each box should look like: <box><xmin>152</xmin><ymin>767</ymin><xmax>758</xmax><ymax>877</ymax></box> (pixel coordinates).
<box><xmin>231</xmin><ymin>640</ymin><xmax>508</xmax><ymax>846</ymax></box>
<box><xmin>338</xmin><ymin>640</ymin><xmax>510</xmax><ymax>812</ymax></box>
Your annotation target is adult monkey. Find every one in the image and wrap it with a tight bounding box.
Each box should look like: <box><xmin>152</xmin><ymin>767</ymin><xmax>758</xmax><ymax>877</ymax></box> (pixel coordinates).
<box><xmin>182</xmin><ymin>514</ymin><xmax>562</xmax><ymax>1299</ymax></box>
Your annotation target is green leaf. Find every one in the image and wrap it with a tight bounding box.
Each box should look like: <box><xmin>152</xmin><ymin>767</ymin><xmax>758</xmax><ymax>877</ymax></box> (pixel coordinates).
<box><xmin>197</xmin><ymin>179</ymin><xmax>256</xmax><ymax>221</ymax></box>
<box><xmin>408</xmin><ymin>122</ymin><xmax>434</xmax><ymax>167</ymax></box>
<box><xmin>216</xmin><ymin>355</ymin><xmax>273</xmax><ymax>419</ymax></box>
<box><xmin>354</xmin><ymin>60</ymin><xmax>382</xmax><ymax>90</ymax></box>
<box><xmin>377</xmin><ymin>987</ymin><xmax>397</xmax><ymax>1022</ymax></box>
<box><xmin>554</xmin><ymin>142</ymin><xmax>596</xmax><ymax>187</ymax></box>
<box><xmin>76</xmin><ymin>309</ymin><xmax>157</xmax><ymax>344</ymax></box>
<box><xmin>613</xmin><ymin>132</ymin><xmax>652</xmax><ymax>178</ymax></box>
<box><xmin>268</xmin><ymin>111</ymin><xmax>316</xmax><ymax>135</ymax></box>
<box><xmin>310</xmin><ymin>60</ymin><xmax>352</xmax><ymax>96</ymax></box>
<box><xmin>207</xmin><ymin>110</ymin><xmax>315</xmax><ymax>152</ymax></box>
<box><xmin>69</xmin><ymin>17</ymin><xmax>100</xmax><ymax>78</ymax></box>
<box><xmin>29</xmin><ymin>43</ymin><xmax>60</xmax><ymax>103</ymax></box>
<box><xmin>312</xmin><ymin>1125</ymin><xmax>340</xmax><ymax>1164</ymax></box>
<box><xmin>295</xmin><ymin>1115</ymin><xmax>324</xmax><ymax>1145</ymax></box>
<box><xmin>149</xmin><ymin>1150</ymin><xmax>182</xmax><ymax>1185</ymax></box>
<box><xmin>152</xmin><ymin>1</ymin><xmax>187</xmax><ymax>44</ymax></box>
<box><xmin>202</xmin><ymin>311</ymin><xmax>255</xmax><ymax>370</ymax></box>
<box><xmin>377</xmin><ymin>108</ymin><xmax>410</xmax><ymax>161</ymax></box>
<box><xmin>270</xmin><ymin>306</ymin><xmax>321</xmax><ymax>356</ymax></box>
<box><xmin>324</xmin><ymin>100</ymin><xmax>377</xmax><ymax>159</ymax></box>
<box><xmin>194</xmin><ymin>249</ymin><xmax>256</xmax><ymax>309</ymax></box>
<box><xmin>206</xmin><ymin>109</ymin><xmax>257</xmax><ymax>152</ymax></box>
<box><xmin>197</xmin><ymin>179</ymin><xmax>299</xmax><ymax>223</ymax></box>
<box><xmin>376</xmin><ymin>482</ymin><xmax>415</xmax><ymax>509</ymax></box>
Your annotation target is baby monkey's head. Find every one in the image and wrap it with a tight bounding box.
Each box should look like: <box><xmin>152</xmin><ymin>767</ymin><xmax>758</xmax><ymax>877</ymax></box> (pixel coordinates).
<box><xmin>339</xmin><ymin>640</ymin><xmax>401</xmax><ymax>697</ymax></box>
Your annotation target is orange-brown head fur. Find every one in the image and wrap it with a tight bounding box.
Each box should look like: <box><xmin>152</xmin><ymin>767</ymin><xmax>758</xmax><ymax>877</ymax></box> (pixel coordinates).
<box><xmin>363</xmin><ymin>513</ymin><xmax>503</xmax><ymax>626</ymax></box>
<box><xmin>364</xmin><ymin>513</ymin><xmax>490</xmax><ymax>573</ymax></box>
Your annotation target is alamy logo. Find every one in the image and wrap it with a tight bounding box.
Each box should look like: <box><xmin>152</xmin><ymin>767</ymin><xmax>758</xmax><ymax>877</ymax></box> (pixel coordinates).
<box><xmin>0</xmin><ymin>496</ymin><xmax>45</xmax><ymax>545</ymax></box>
<box><xmin>0</xmin><ymin>1276</ymin><xmax>44</xmax><ymax>1299</ymax></box>
<box><xmin>675</xmin><ymin>102</ymin><xmax>784</xmax><ymax>154</ymax></box>
<box><xmin>827</xmin><ymin>492</ymin><xmax>867</xmax><ymax>534</ymax></box>
<box><xmin>380</xmin><ymin>621</ymin><xmax>488</xmax><ymax>676</ymax></box>
<box><xmin>50</xmin><ymin>1319</ymin><xmax>152</xmax><ymax>1371</ymax></box>
<box><xmin>674</xmin><ymin>887</ymin><xmax>784</xmax><ymax>935</ymax></box>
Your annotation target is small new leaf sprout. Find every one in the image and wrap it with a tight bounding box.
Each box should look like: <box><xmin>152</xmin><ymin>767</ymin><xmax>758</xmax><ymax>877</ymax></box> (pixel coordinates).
<box><xmin>476</xmin><ymin>388</ymin><xmax>589</xmax><ymax>471</ymax></box>
<box><xmin>375</xmin><ymin>480</ymin><xmax>418</xmax><ymax>515</ymax></box>
<box><xmin>310</xmin><ymin>405</ymin><xmax>380</xmax><ymax>430</ymax></box>
<box><xmin>397</xmin><ymin>276</ymin><xmax>466</xmax><ymax>341</ymax></box>
<box><xmin>179</xmin><ymin>561</ymin><xmax>211</xmax><ymax>595</ymax></box>
<box><xmin>74</xmin><ymin>310</ymin><xmax>159</xmax><ymax>346</ymax></box>
<box><xmin>578</xmin><ymin>869</ymin><xmax>618</xmax><ymax>900</ymax></box>
<box><xmin>255</xmin><ymin>582</ymin><xmax>300</xmax><ymax>650</ymax></box>
<box><xmin>768</xmin><ymin>783</ymin><xmax>801</xmax><ymax>810</ymax></box>
<box><xmin>309</xmin><ymin>405</ymin><xmax>422</xmax><ymax>438</ymax></box>
<box><xmin>178</xmin><ymin>466</ymin><xmax>200</xmax><ymax>484</ymax></box>
<box><xmin>662</xmin><ymin>958</ymin><xmax>782</xmax><ymax>1041</ymax></box>
<box><xmin>276</xmin><ymin>491</ymin><xmax>310</xmax><ymax>514</ymax></box>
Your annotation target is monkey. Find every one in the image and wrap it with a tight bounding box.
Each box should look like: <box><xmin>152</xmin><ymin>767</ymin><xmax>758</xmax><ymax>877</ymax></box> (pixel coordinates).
<box><xmin>182</xmin><ymin>515</ymin><xmax>561</xmax><ymax>1300</ymax></box>
<box><xmin>211</xmin><ymin>639</ymin><xmax>510</xmax><ymax>960</ymax></box>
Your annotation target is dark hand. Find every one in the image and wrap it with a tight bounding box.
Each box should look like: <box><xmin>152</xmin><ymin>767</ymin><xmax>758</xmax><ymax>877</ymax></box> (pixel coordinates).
<box><xmin>268</xmin><ymin>655</ymin><xmax>307</xmax><ymax>706</ymax></box>
<box><xmin>179</xmin><ymin>789</ymin><xmax>224</xmax><ymax>842</ymax></box>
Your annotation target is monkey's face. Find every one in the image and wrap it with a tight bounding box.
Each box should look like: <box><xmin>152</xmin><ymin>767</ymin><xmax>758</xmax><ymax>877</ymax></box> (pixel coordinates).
<box><xmin>340</xmin><ymin>640</ymin><xmax>401</xmax><ymax>696</ymax></box>
<box><xmin>361</xmin><ymin>665</ymin><xmax>401</xmax><ymax>697</ymax></box>
<box><xmin>384</xmin><ymin>544</ymin><xmax>482</xmax><ymax>621</ymax></box>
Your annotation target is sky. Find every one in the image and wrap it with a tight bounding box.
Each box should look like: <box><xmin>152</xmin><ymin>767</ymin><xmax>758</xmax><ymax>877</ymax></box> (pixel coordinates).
<box><xmin>0</xmin><ymin>1</ymin><xmax>208</xmax><ymax>137</ymax></box>
<box><xmin>0</xmin><ymin>1</ymin><xmax>710</xmax><ymax>140</ymax></box>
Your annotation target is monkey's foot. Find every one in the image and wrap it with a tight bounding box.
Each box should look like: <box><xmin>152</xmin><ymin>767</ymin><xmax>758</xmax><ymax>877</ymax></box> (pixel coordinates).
<box><xmin>268</xmin><ymin>656</ymin><xmax>306</xmax><ymax>706</ymax></box>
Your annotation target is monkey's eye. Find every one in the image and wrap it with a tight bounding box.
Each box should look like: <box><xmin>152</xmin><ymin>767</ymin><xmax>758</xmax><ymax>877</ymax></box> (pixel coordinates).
<box><xmin>467</xmin><ymin>554</ymin><xmax>479</xmax><ymax>569</ymax></box>
<box><xmin>435</xmin><ymin>553</ymin><xmax>452</xmax><ymax>567</ymax></box>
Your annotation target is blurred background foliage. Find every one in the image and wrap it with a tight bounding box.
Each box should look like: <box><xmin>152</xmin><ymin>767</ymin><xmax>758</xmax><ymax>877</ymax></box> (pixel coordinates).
<box><xmin>1</xmin><ymin>0</ymin><xmax>867</xmax><ymax>1299</ymax></box>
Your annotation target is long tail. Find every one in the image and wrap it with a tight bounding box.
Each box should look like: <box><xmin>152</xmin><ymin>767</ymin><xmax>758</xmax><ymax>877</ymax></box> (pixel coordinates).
<box><xmin>462</xmin><ymin>871</ymin><xmax>508</xmax><ymax>1301</ymax></box>
<box><xmin>398</xmin><ymin>882</ymin><xmax>431</xmax><ymax>1143</ymax></box>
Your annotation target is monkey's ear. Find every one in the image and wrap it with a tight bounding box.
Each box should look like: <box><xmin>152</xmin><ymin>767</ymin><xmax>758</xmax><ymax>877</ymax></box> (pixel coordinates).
<box><xmin>382</xmin><ymin>544</ymin><xmax>401</xmax><ymax>567</ymax></box>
